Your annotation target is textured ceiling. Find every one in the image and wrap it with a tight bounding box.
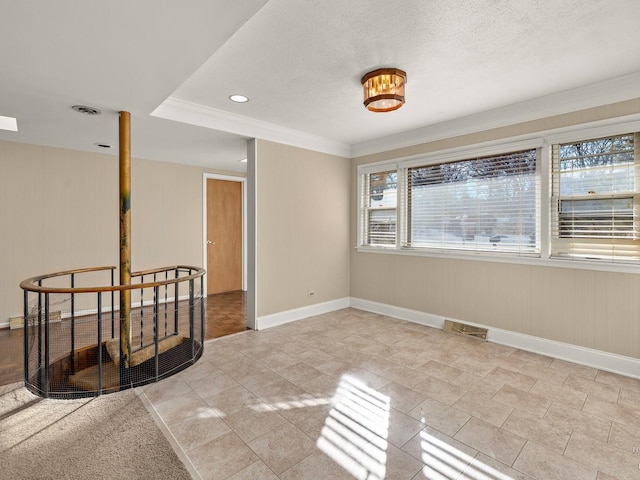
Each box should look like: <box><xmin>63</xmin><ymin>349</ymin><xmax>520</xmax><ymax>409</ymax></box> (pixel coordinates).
<box><xmin>1</xmin><ymin>0</ymin><xmax>640</xmax><ymax>170</ymax></box>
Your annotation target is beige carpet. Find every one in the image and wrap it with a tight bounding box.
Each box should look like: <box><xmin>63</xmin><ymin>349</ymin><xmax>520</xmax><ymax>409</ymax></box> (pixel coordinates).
<box><xmin>0</xmin><ymin>382</ymin><xmax>192</xmax><ymax>479</ymax></box>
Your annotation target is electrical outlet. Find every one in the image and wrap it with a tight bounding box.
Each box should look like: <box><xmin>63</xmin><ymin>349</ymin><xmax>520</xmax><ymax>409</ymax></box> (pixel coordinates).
<box><xmin>308</xmin><ymin>291</ymin><xmax>316</xmax><ymax>297</ymax></box>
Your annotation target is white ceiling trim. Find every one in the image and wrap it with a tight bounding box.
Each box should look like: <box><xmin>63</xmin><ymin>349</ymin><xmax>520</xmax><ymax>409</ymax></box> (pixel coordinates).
<box><xmin>351</xmin><ymin>72</ymin><xmax>640</xmax><ymax>158</ymax></box>
<box><xmin>153</xmin><ymin>72</ymin><xmax>640</xmax><ymax>161</ymax></box>
<box><xmin>152</xmin><ymin>97</ymin><xmax>352</xmax><ymax>158</ymax></box>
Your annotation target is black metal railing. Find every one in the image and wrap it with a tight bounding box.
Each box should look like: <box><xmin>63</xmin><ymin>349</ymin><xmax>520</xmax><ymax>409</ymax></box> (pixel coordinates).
<box><xmin>20</xmin><ymin>265</ymin><xmax>205</xmax><ymax>399</ymax></box>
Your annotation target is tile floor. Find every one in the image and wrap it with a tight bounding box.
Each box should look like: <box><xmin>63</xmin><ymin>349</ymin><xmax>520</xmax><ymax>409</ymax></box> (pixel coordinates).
<box><xmin>140</xmin><ymin>308</ymin><xmax>640</xmax><ymax>480</ymax></box>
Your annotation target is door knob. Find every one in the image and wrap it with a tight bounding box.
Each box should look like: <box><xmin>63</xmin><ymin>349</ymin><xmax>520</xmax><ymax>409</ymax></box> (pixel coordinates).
<box><xmin>207</xmin><ymin>240</ymin><xmax>215</xmax><ymax>245</ymax></box>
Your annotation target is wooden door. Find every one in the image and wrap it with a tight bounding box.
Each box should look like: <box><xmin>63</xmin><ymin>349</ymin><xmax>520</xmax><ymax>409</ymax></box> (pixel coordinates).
<box><xmin>206</xmin><ymin>179</ymin><xmax>242</xmax><ymax>295</ymax></box>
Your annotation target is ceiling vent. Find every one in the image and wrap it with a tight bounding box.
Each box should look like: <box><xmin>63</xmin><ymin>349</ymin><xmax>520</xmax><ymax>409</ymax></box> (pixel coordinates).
<box><xmin>71</xmin><ymin>105</ymin><xmax>101</xmax><ymax>115</ymax></box>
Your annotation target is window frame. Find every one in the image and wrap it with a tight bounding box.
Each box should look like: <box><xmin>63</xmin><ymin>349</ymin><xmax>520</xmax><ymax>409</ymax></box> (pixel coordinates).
<box><xmin>358</xmin><ymin>139</ymin><xmax>543</xmax><ymax>254</ymax></box>
<box><xmin>357</xmin><ymin>119</ymin><xmax>640</xmax><ymax>274</ymax></box>
<box><xmin>549</xmin><ymin>130</ymin><xmax>640</xmax><ymax>263</ymax></box>
<box><xmin>400</xmin><ymin>147</ymin><xmax>540</xmax><ymax>255</ymax></box>
<box><xmin>358</xmin><ymin>162</ymin><xmax>399</xmax><ymax>249</ymax></box>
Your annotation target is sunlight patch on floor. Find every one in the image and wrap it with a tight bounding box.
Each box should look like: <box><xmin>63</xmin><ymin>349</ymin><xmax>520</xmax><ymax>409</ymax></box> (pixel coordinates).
<box><xmin>317</xmin><ymin>374</ymin><xmax>390</xmax><ymax>480</ymax></box>
<box><xmin>420</xmin><ymin>430</ymin><xmax>513</xmax><ymax>480</ymax></box>
<box><xmin>251</xmin><ymin>396</ymin><xmax>331</xmax><ymax>412</ymax></box>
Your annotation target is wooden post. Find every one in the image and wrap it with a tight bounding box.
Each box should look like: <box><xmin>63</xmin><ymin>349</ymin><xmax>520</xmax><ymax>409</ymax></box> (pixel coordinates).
<box><xmin>119</xmin><ymin>111</ymin><xmax>131</xmax><ymax>371</ymax></box>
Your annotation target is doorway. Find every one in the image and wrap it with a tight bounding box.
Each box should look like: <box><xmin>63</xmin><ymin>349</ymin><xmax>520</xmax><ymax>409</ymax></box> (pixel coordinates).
<box><xmin>203</xmin><ymin>174</ymin><xmax>247</xmax><ymax>338</ymax></box>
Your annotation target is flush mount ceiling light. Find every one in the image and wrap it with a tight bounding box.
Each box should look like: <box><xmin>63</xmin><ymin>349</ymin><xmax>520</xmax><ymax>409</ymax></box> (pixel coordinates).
<box><xmin>361</xmin><ymin>68</ymin><xmax>406</xmax><ymax>112</ymax></box>
<box><xmin>229</xmin><ymin>94</ymin><xmax>249</xmax><ymax>103</ymax></box>
<box><xmin>0</xmin><ymin>114</ymin><xmax>18</xmax><ymax>132</ymax></box>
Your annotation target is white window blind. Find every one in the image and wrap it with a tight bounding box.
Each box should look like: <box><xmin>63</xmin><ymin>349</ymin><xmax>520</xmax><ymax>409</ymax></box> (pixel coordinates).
<box><xmin>550</xmin><ymin>132</ymin><xmax>640</xmax><ymax>263</ymax></box>
<box><xmin>402</xmin><ymin>149</ymin><xmax>539</xmax><ymax>255</ymax></box>
<box><xmin>360</xmin><ymin>170</ymin><xmax>397</xmax><ymax>246</ymax></box>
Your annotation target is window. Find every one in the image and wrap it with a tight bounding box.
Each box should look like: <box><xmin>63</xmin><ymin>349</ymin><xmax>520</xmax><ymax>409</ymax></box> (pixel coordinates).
<box><xmin>358</xmin><ymin>126</ymin><xmax>640</xmax><ymax>268</ymax></box>
<box><xmin>403</xmin><ymin>149</ymin><xmax>538</xmax><ymax>254</ymax></box>
<box><xmin>360</xmin><ymin>169</ymin><xmax>397</xmax><ymax>246</ymax></box>
<box><xmin>551</xmin><ymin>132</ymin><xmax>640</xmax><ymax>262</ymax></box>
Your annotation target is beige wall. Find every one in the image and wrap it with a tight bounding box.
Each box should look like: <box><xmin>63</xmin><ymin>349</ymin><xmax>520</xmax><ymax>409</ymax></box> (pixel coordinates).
<box><xmin>0</xmin><ymin>140</ymin><xmax>241</xmax><ymax>324</ymax></box>
<box><xmin>256</xmin><ymin>140</ymin><xmax>350</xmax><ymax>317</ymax></box>
<box><xmin>4</xmin><ymin>98</ymin><xmax>640</xmax><ymax>360</ymax></box>
<box><xmin>351</xmin><ymin>99</ymin><xmax>640</xmax><ymax>359</ymax></box>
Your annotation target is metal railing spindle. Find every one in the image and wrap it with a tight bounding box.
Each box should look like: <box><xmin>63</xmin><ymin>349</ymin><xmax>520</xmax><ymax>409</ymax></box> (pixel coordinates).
<box><xmin>97</xmin><ymin>292</ymin><xmax>102</xmax><ymax>394</ymax></box>
<box><xmin>154</xmin><ymin>285</ymin><xmax>159</xmax><ymax>380</ymax></box>
<box><xmin>189</xmin><ymin>278</ymin><xmax>195</xmax><ymax>361</ymax></box>
<box><xmin>23</xmin><ymin>290</ymin><xmax>29</xmax><ymax>384</ymax></box>
<box><xmin>71</xmin><ymin>273</ymin><xmax>75</xmax><ymax>374</ymax></box>
<box><xmin>174</xmin><ymin>268</ymin><xmax>179</xmax><ymax>335</ymax></box>
<box><xmin>44</xmin><ymin>293</ymin><xmax>50</xmax><ymax>397</ymax></box>
<box><xmin>110</xmin><ymin>268</ymin><xmax>115</xmax><ymax>339</ymax></box>
<box><xmin>140</xmin><ymin>275</ymin><xmax>144</xmax><ymax>349</ymax></box>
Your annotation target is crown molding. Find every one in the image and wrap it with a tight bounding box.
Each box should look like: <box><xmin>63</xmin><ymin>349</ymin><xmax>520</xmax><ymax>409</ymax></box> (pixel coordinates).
<box><xmin>351</xmin><ymin>71</ymin><xmax>640</xmax><ymax>158</ymax></box>
<box><xmin>151</xmin><ymin>97</ymin><xmax>352</xmax><ymax>158</ymax></box>
<box><xmin>154</xmin><ymin>73</ymin><xmax>640</xmax><ymax>160</ymax></box>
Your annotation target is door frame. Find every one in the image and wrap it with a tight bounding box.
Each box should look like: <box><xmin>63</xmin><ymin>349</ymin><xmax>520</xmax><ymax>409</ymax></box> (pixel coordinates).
<box><xmin>202</xmin><ymin>173</ymin><xmax>247</xmax><ymax>295</ymax></box>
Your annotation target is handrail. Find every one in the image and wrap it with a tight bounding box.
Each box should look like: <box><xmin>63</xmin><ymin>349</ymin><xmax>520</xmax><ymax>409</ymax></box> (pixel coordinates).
<box><xmin>21</xmin><ymin>263</ymin><xmax>206</xmax><ymax>398</ymax></box>
<box><xmin>20</xmin><ymin>265</ymin><xmax>205</xmax><ymax>294</ymax></box>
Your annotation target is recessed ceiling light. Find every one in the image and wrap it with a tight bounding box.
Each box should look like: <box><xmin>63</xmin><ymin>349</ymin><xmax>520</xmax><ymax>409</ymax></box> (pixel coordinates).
<box><xmin>71</xmin><ymin>105</ymin><xmax>101</xmax><ymax>115</ymax></box>
<box><xmin>239</xmin><ymin>158</ymin><xmax>247</xmax><ymax>163</ymax></box>
<box><xmin>229</xmin><ymin>94</ymin><xmax>249</xmax><ymax>103</ymax></box>
<box><xmin>0</xmin><ymin>115</ymin><xmax>18</xmax><ymax>132</ymax></box>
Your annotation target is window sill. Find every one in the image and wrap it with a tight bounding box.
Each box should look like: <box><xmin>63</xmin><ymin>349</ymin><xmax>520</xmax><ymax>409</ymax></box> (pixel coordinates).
<box><xmin>355</xmin><ymin>246</ymin><xmax>640</xmax><ymax>275</ymax></box>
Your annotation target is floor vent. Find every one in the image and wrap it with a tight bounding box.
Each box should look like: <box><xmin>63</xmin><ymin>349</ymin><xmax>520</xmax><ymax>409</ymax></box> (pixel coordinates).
<box><xmin>444</xmin><ymin>320</ymin><xmax>488</xmax><ymax>340</ymax></box>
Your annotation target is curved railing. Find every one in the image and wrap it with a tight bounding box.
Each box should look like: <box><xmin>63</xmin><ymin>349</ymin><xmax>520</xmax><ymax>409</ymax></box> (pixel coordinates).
<box><xmin>20</xmin><ymin>265</ymin><xmax>205</xmax><ymax>398</ymax></box>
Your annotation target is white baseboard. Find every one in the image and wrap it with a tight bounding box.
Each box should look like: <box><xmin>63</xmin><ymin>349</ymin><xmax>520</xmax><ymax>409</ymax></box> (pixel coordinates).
<box><xmin>350</xmin><ymin>298</ymin><xmax>445</xmax><ymax>329</ymax></box>
<box><xmin>350</xmin><ymin>297</ymin><xmax>640</xmax><ymax>380</ymax></box>
<box><xmin>256</xmin><ymin>297</ymin><xmax>350</xmax><ymax>330</ymax></box>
